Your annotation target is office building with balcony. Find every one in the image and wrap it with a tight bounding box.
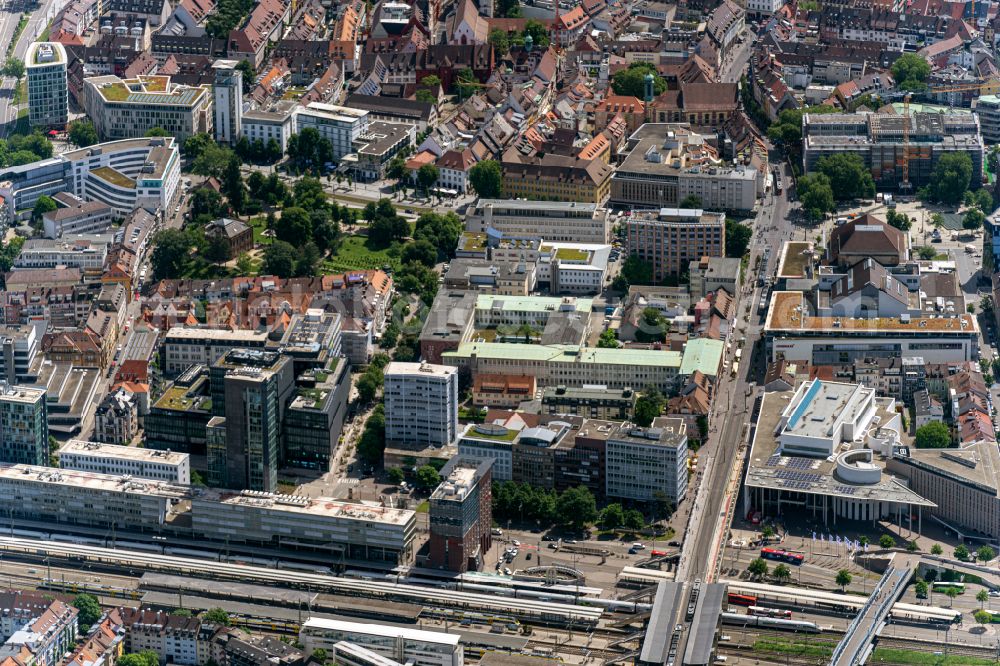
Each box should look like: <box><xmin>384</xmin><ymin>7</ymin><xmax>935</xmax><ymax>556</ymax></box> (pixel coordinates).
<box><xmin>0</xmin><ymin>384</ymin><xmax>48</xmax><ymax>466</ymax></box>
<box><xmin>26</xmin><ymin>42</ymin><xmax>68</xmax><ymax>128</ymax></box>
<box><xmin>626</xmin><ymin>207</ymin><xmax>726</xmax><ymax>281</ymax></box>
<box><xmin>207</xmin><ymin>348</ymin><xmax>295</xmax><ymax>492</ymax></box>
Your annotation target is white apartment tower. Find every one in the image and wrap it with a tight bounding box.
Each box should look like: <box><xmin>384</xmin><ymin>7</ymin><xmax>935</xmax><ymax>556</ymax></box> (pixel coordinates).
<box><xmin>26</xmin><ymin>42</ymin><xmax>68</xmax><ymax>128</ymax></box>
<box><xmin>213</xmin><ymin>59</ymin><xmax>243</xmax><ymax>145</ymax></box>
<box><xmin>384</xmin><ymin>362</ymin><xmax>458</xmax><ymax>447</ymax></box>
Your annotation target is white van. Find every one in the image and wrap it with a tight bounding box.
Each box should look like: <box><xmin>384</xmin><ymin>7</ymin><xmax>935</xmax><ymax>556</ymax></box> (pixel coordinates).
<box><xmin>491</xmin><ymin>528</ymin><xmax>503</xmax><ymax>537</ymax></box>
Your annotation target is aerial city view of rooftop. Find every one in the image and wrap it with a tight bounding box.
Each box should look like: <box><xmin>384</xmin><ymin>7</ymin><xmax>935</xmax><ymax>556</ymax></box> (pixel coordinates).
<box><xmin>2</xmin><ymin>0</ymin><xmax>1000</xmax><ymax>662</ymax></box>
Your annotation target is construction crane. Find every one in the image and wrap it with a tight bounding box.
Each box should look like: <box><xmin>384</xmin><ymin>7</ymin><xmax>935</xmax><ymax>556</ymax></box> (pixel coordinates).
<box><xmin>879</xmin><ymin>80</ymin><xmax>1000</xmax><ymax>189</ymax></box>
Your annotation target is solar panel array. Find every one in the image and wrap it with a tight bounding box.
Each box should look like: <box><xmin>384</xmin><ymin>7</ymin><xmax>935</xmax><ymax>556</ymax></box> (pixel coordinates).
<box><xmin>786</xmin><ymin>457</ymin><xmax>816</xmax><ymax>470</ymax></box>
<box><xmin>782</xmin><ymin>480</ymin><xmax>812</xmax><ymax>490</ymax></box>
<box><xmin>834</xmin><ymin>485</ymin><xmax>857</xmax><ymax>495</ymax></box>
<box><xmin>766</xmin><ymin>455</ymin><xmax>781</xmax><ymax>467</ymax></box>
<box><xmin>776</xmin><ymin>469</ymin><xmax>822</xmax><ymax>484</ymax></box>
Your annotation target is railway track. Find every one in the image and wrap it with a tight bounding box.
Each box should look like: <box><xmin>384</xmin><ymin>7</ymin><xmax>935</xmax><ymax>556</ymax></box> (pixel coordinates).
<box><xmin>876</xmin><ymin>635</ymin><xmax>1000</xmax><ymax>661</ymax></box>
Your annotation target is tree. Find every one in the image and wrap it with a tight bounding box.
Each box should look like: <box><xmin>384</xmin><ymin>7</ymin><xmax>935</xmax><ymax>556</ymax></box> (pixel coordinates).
<box><xmin>182</xmin><ymin>133</ymin><xmax>214</xmax><ymax>159</ymax></box>
<box><xmin>973</xmin><ymin>188</ymin><xmax>994</xmax><ymax>213</ymax></box>
<box><xmin>761</xmin><ymin>525</ymin><xmax>776</xmax><ymax>541</ymax></box>
<box><xmin>978</xmin><ymin>589</ymin><xmax>990</xmax><ymax>608</ymax></box>
<box><xmin>915</xmin><ymin>421</ymin><xmax>950</xmax><ymax>449</ymax></box>
<box><xmin>879</xmin><ymin>534</ymin><xmax>896</xmax><ymax>550</ymax></box>
<box><xmin>964</xmin><ymin>208</ymin><xmax>985</xmax><ymax>231</ymax></box>
<box><xmin>885</xmin><ymin>209</ymin><xmax>912</xmax><ymax>231</ymax></box>
<box><xmin>235</xmin><ymin>59</ymin><xmax>255</xmax><ymax>94</ymax></box>
<box><xmin>975</xmin><ymin>609</ymin><xmax>993</xmax><ymax>630</ymax></box>
<box><xmin>915</xmin><ymin>580</ymin><xmax>929</xmax><ymax>598</ymax></box>
<box><xmin>145</xmin><ymin>127</ymin><xmax>170</xmax><ymax>137</ymax></box>
<box><xmin>204</xmin><ymin>234</ymin><xmax>231</xmax><ymax>263</ymax></box>
<box><xmin>294</xmin><ymin>242</ymin><xmax>321</xmax><ymax>277</ymax></box>
<box><xmin>401</xmin><ymin>239</ymin><xmax>437</xmax><ymax>267</ymax></box>
<box><xmin>797</xmin><ymin>173</ymin><xmax>835</xmax><ymax>221</ymax></box>
<box><xmin>236</xmin><ymin>253</ymin><xmax>254</xmax><ymax>274</ymax></box>
<box><xmin>262</xmin><ymin>240</ymin><xmax>298</xmax><ymax>278</ymax></box>
<box><xmin>929</xmin><ymin>152</ymin><xmax>973</xmax><ymax>205</ymax></box>
<box><xmin>597</xmin><ymin>328</ymin><xmax>618</xmax><ymax>348</ymax></box>
<box><xmin>488</xmin><ymin>28</ymin><xmax>510</xmax><ymax>56</ymax></box>
<box><xmin>151</xmin><ymin>229</ymin><xmax>193</xmax><ymax>279</ymax></box>
<box><xmin>413</xmin><ymin>211</ymin><xmax>463</xmax><ymax>259</ymax></box>
<box><xmin>815</xmin><ymin>153</ymin><xmax>876</xmax><ymax>201</ymax></box>
<box><xmin>612</xmin><ymin>62</ymin><xmax>666</xmax><ymax>99</ymax></box>
<box><xmin>415</xmin><ymin>465</ymin><xmax>441</xmax><ymax>492</ymax></box>
<box><xmin>633</xmin><ymin>388</ymin><xmax>665</xmax><ymax>427</ymax></box>
<box><xmin>202</xmin><ymin>608</ymin><xmax>231</xmax><ymax>625</ymax></box>
<box><xmin>357</xmin><ymin>405</ymin><xmax>385</xmax><ymax>466</ymax></box>
<box><xmin>68</xmin><ymin>120</ymin><xmax>98</xmax><ymax>147</ymax></box>
<box><xmin>420</xmin><ymin>75</ymin><xmax>441</xmax><ymax>88</ymax></box>
<box><xmin>944</xmin><ymin>586</ymin><xmax>959</xmax><ymax>607</ymax></box>
<box><xmin>931</xmin><ymin>543</ymin><xmax>943</xmax><ymax>555</ymax></box>
<box><xmin>118</xmin><ymin>652</ymin><xmax>159</xmax><ymax>666</ymax></box>
<box><xmin>955</xmin><ymin>544</ymin><xmax>970</xmax><ymax>561</ymax></box>
<box><xmin>417</xmin><ymin>163</ymin><xmax>439</xmax><ymax>196</ymax></box>
<box><xmin>453</xmin><ymin>67</ymin><xmax>478</xmax><ymax>99</ymax></box>
<box><xmin>767</xmin><ymin>105</ymin><xmax>837</xmax><ymax>157</ymax></box>
<box><xmin>836</xmin><ymin>569</ymin><xmax>853</xmax><ymax>591</ymax></box>
<box><xmin>495</xmin><ymin>0</ymin><xmax>521</xmax><ymax>17</ymax></box>
<box><xmin>555</xmin><ymin>486</ymin><xmax>598</xmax><ymax>529</ymax></box>
<box><xmin>725</xmin><ymin>219</ymin><xmax>753</xmax><ymax>258</ymax></box>
<box><xmin>907</xmin><ymin>540</ymin><xmax>919</xmax><ymax>552</ymax></box>
<box><xmin>415</xmin><ymin>89</ymin><xmax>436</xmax><ymax>104</ymax></box>
<box><xmin>523</xmin><ymin>19</ymin><xmax>550</xmax><ymax>47</ymax></box>
<box><xmin>747</xmin><ymin>557</ymin><xmax>768</xmax><ymax>580</ymax></box>
<box><xmin>891</xmin><ymin>53</ymin><xmax>931</xmax><ymax>92</ymax></box>
<box><xmin>917</xmin><ymin>246</ymin><xmax>937</xmax><ymax>260</ymax></box>
<box><xmin>637</xmin><ymin>307</ymin><xmax>668</xmax><ymax>343</ymax></box>
<box><xmin>223</xmin><ymin>154</ymin><xmax>245</xmax><ymax>213</ymax></box>
<box><xmin>623</xmin><ymin>509</ymin><xmax>645</xmax><ymax>531</ymax></box>
<box><xmin>621</xmin><ymin>254</ymin><xmax>654</xmax><ymax>286</ymax></box>
<box><xmin>31</xmin><ymin>195</ymin><xmax>57</xmax><ymax>226</ymax></box>
<box><xmin>601</xmin><ymin>502</ymin><xmax>625</xmax><ymax>529</ymax></box>
<box><xmin>310</xmin><ymin>648</ymin><xmax>329</xmax><ymax>665</ymax></box>
<box><xmin>772</xmin><ymin>563</ymin><xmax>792</xmax><ymax>584</ymax></box>
<box><xmin>73</xmin><ymin>594</ymin><xmax>102</xmax><ymax>628</ymax></box>
<box><xmin>192</xmin><ymin>143</ymin><xmax>235</xmax><ymax>178</ymax></box>
<box><xmin>978</xmin><ymin>545</ymin><xmax>996</xmax><ymax>563</ymax></box>
<box><xmin>469</xmin><ymin>160</ymin><xmax>502</xmax><ymax>197</ymax></box>
<box><xmin>387</xmin><ymin>467</ymin><xmax>405</xmax><ymax>485</ymax></box>
<box><xmin>679</xmin><ymin>194</ymin><xmax>702</xmax><ymax>208</ymax></box>
<box><xmin>275</xmin><ymin>206</ymin><xmax>313</xmax><ymax>246</ymax></box>
<box><xmin>1</xmin><ymin>58</ymin><xmax>24</xmax><ymax>80</ymax></box>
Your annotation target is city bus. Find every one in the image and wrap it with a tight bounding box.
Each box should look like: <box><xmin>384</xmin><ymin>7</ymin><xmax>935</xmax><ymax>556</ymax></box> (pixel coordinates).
<box><xmin>727</xmin><ymin>593</ymin><xmax>757</xmax><ymax>607</ymax></box>
<box><xmin>931</xmin><ymin>582</ymin><xmax>966</xmax><ymax>594</ymax></box>
<box><xmin>760</xmin><ymin>547</ymin><xmax>805</xmax><ymax>565</ymax></box>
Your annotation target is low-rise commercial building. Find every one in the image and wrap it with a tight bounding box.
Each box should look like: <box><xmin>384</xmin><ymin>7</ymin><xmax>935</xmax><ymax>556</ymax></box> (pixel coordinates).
<box><xmin>161</xmin><ymin>327</ymin><xmax>269</xmax><ymax>375</ymax></box>
<box><xmin>625</xmin><ymin>208</ymin><xmax>726</xmax><ymax>281</ymax></box>
<box><xmin>465</xmin><ymin>200</ymin><xmax>611</xmax><ymax>243</ymax></box>
<box><xmin>442</xmin><ymin>343</ymin><xmax>682</xmax><ymax>393</ymax></box>
<box><xmin>541</xmin><ymin>385</ymin><xmax>636</xmax><ymax>420</ymax></box>
<box><xmin>59</xmin><ymin>439</ymin><xmax>191</xmax><ymax>484</ymax></box>
<box><xmin>294</xmin><ymin>103</ymin><xmax>370</xmax><ymax>161</ymax></box>
<box><xmin>14</xmin><ymin>238</ymin><xmax>107</xmax><ymax>272</ymax></box>
<box><xmin>350</xmin><ymin>121</ymin><xmax>414</xmax><ymax>182</ymax></box>
<box><xmin>610</xmin><ymin>124</ymin><xmax>759</xmax><ymax>212</ymax></box>
<box><xmin>299</xmin><ymin>619</ymin><xmax>462</xmax><ymax>666</ymax></box>
<box><xmin>42</xmin><ymin>197</ymin><xmax>115</xmax><ymax>239</ymax></box>
<box><xmin>764</xmin><ymin>291</ymin><xmax>980</xmax><ymax>364</ymax></box>
<box><xmin>802</xmin><ymin>111</ymin><xmax>984</xmax><ymax>191</ymax></box>
<box><xmin>82</xmin><ymin>74</ymin><xmax>211</xmax><ymax>141</ymax></box>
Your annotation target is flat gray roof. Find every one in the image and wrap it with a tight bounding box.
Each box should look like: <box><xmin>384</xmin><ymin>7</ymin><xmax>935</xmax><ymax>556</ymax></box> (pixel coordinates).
<box><xmin>683</xmin><ymin>584</ymin><xmax>725</xmax><ymax>665</ymax></box>
<box><xmin>639</xmin><ymin>582</ymin><xmax>684</xmax><ymax>665</ymax></box>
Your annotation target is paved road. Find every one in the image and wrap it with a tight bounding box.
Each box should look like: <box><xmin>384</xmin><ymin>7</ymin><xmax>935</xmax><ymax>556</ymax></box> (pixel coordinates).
<box><xmin>678</xmin><ymin>166</ymin><xmax>793</xmax><ymax>584</ymax></box>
